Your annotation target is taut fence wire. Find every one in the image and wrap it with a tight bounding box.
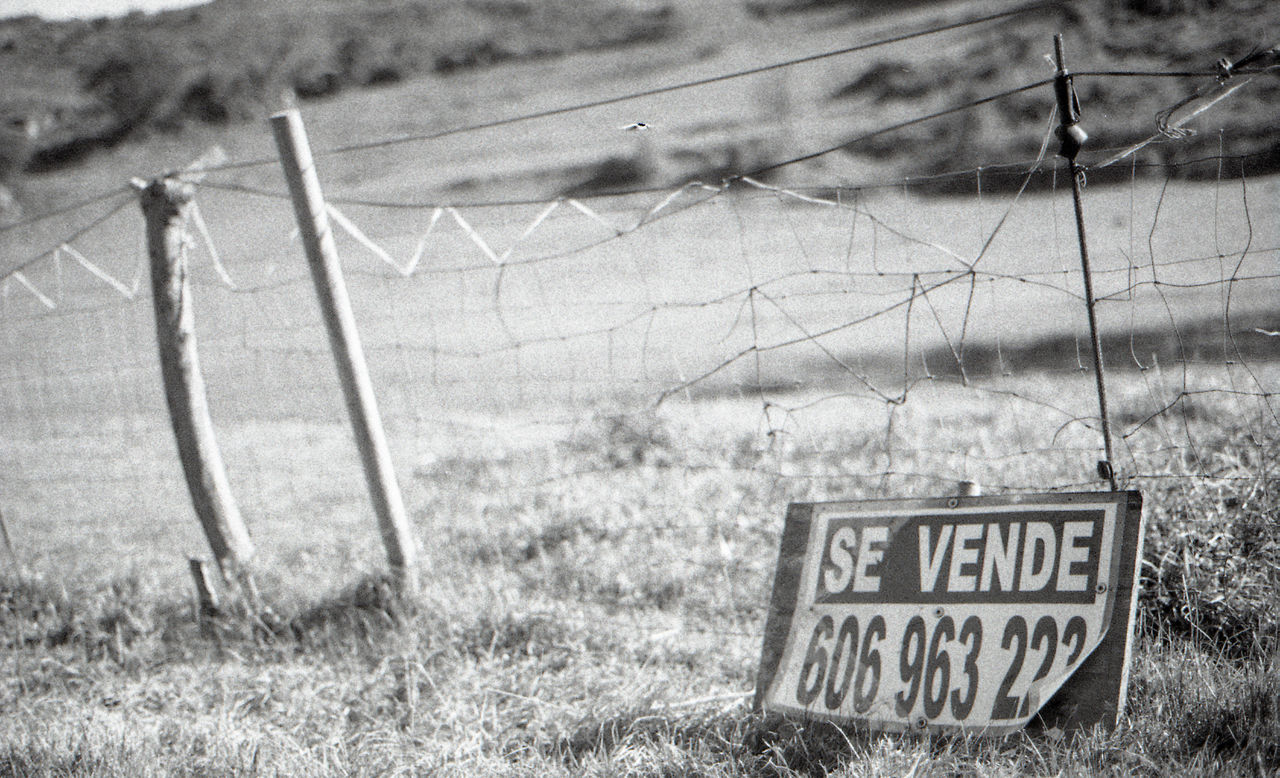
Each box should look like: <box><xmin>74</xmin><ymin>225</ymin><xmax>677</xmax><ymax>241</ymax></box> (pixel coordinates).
<box><xmin>0</xmin><ymin>38</ymin><xmax>1275</xmax><ymax>617</ymax></box>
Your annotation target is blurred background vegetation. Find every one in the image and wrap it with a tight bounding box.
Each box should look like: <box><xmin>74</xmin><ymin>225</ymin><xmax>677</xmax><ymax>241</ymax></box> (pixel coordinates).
<box><xmin>1</xmin><ymin>0</ymin><xmax>1277</xmax><ymax>194</ymax></box>
<box><xmin>0</xmin><ymin>0</ymin><xmax>673</xmax><ymax>174</ymax></box>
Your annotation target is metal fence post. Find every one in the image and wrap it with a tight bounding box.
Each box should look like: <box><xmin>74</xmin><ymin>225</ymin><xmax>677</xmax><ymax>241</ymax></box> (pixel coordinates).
<box><xmin>1054</xmin><ymin>34</ymin><xmax>1119</xmax><ymax>491</ymax></box>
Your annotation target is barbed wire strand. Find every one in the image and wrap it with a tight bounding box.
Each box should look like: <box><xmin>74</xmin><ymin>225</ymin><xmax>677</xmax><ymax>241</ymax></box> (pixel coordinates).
<box><xmin>0</xmin><ymin>184</ymin><xmax>132</xmax><ymax>236</ymax></box>
<box><xmin>195</xmin><ymin>1</ymin><xmax>1058</xmax><ymax>175</ymax></box>
<box><xmin>0</xmin><ymin>193</ymin><xmax>135</xmax><ymax>283</ymax></box>
<box><xmin>2</xmin><ymin>82</ymin><xmax>1275</xmax><ymax>588</ymax></box>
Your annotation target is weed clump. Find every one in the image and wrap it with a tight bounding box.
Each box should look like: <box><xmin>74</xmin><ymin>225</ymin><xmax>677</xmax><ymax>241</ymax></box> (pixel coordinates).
<box><xmin>0</xmin><ymin>572</ymin><xmax>165</xmax><ymax>663</ymax></box>
<box><xmin>563</xmin><ymin>411</ymin><xmax>681</xmax><ymax>470</ymax></box>
<box><xmin>1138</xmin><ymin>477</ymin><xmax>1280</xmax><ymax>659</ymax></box>
<box><xmin>1179</xmin><ymin>675</ymin><xmax>1279</xmax><ymax>765</ymax></box>
<box><xmin>453</xmin><ymin>611</ymin><xmax>574</xmax><ymax>661</ymax></box>
<box><xmin>1129</xmin><ymin>642</ymin><xmax>1280</xmax><ymax>771</ymax></box>
<box><xmin>283</xmin><ymin>572</ymin><xmax>413</xmax><ymax>650</ymax></box>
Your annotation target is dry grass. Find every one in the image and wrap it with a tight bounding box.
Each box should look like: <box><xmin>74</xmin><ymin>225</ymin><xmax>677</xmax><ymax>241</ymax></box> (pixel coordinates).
<box><xmin>1</xmin><ymin>368</ymin><xmax>1277</xmax><ymax>776</ymax></box>
<box><xmin>2</xmin><ymin>3</ymin><xmax>1278</xmax><ymax>771</ymax></box>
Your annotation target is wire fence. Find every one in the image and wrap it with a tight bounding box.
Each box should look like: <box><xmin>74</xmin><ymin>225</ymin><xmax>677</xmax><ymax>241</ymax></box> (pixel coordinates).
<box><xmin>0</xmin><ymin>28</ymin><xmax>1276</xmax><ymax>605</ymax></box>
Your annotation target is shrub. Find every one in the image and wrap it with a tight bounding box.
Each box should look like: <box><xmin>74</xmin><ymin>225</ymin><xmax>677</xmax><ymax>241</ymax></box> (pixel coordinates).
<box><xmin>79</xmin><ymin>33</ymin><xmax>189</xmax><ymax>137</ymax></box>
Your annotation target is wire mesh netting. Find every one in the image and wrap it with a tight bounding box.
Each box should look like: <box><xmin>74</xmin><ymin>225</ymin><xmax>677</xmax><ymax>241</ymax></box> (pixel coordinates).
<box><xmin>1</xmin><ymin>35</ymin><xmax>1277</xmax><ymax>600</ymax></box>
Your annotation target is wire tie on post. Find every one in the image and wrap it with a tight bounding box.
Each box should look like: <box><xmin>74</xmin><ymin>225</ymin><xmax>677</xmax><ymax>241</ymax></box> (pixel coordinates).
<box><xmin>1053</xmin><ymin>49</ymin><xmax>1087</xmax><ymax>161</ymax></box>
<box><xmin>1097</xmin><ymin>460</ymin><xmax>1114</xmax><ymax>483</ymax></box>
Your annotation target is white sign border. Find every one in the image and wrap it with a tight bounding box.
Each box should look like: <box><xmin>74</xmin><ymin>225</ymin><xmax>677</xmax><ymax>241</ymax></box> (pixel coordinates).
<box><xmin>755</xmin><ymin>491</ymin><xmax>1143</xmax><ymax>736</ymax></box>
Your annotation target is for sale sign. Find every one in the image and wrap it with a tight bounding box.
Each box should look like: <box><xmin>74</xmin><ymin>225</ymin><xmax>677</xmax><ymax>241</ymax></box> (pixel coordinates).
<box><xmin>755</xmin><ymin>491</ymin><xmax>1144</xmax><ymax>734</ymax></box>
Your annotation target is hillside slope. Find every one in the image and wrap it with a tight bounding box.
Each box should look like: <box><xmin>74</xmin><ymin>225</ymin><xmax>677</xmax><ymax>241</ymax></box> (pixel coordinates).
<box><xmin>0</xmin><ymin>0</ymin><xmax>673</xmax><ymax>172</ymax></box>
<box><xmin>1</xmin><ymin>0</ymin><xmax>1278</xmax><ymax>209</ymax></box>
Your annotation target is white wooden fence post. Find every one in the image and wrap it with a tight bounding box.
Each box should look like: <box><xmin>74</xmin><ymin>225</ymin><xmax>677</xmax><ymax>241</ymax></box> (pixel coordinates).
<box><xmin>0</xmin><ymin>506</ymin><xmax>16</xmax><ymax>569</ymax></box>
<box><xmin>270</xmin><ymin>109</ymin><xmax>419</xmax><ymax>594</ymax></box>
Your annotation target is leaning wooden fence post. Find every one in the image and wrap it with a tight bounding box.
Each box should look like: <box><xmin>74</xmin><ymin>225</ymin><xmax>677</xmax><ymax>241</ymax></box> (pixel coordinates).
<box><xmin>138</xmin><ymin>177</ymin><xmax>262</xmax><ymax>607</ymax></box>
<box><xmin>0</xmin><ymin>505</ymin><xmax>17</xmax><ymax>570</ymax></box>
<box><xmin>270</xmin><ymin>109</ymin><xmax>419</xmax><ymax>594</ymax></box>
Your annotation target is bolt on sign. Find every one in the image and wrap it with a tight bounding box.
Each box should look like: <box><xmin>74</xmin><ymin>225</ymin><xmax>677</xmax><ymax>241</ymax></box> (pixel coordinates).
<box><xmin>755</xmin><ymin>491</ymin><xmax>1145</xmax><ymax>735</ymax></box>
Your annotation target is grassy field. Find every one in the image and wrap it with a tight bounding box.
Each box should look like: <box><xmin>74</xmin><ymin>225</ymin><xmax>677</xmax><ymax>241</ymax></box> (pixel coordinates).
<box><xmin>2</xmin><ymin>1</ymin><xmax>1279</xmax><ymax>775</ymax></box>
<box><xmin>3</xmin><ymin>99</ymin><xmax>1280</xmax><ymax>778</ymax></box>
<box><xmin>0</xmin><ymin>366</ymin><xmax>1277</xmax><ymax>775</ymax></box>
